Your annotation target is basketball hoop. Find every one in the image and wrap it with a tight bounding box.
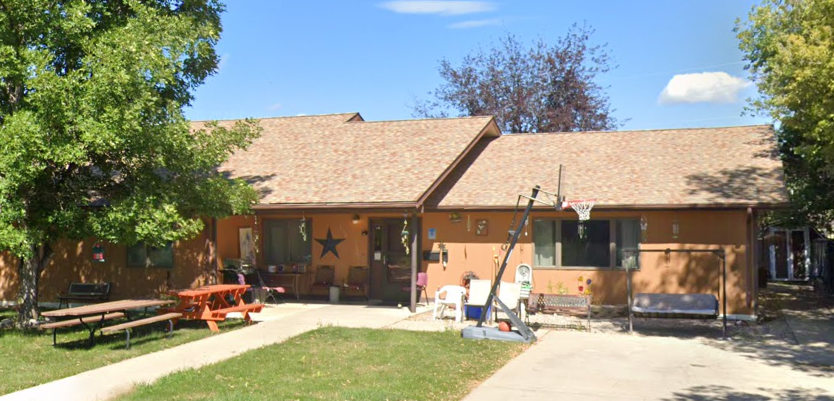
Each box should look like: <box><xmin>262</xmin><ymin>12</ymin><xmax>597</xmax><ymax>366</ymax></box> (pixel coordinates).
<box><xmin>565</xmin><ymin>199</ymin><xmax>595</xmax><ymax>221</ymax></box>
<box><xmin>565</xmin><ymin>199</ymin><xmax>595</xmax><ymax>240</ymax></box>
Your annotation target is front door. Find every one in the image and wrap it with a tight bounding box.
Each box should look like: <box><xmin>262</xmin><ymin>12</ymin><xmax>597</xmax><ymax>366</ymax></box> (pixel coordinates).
<box><xmin>369</xmin><ymin>219</ymin><xmax>414</xmax><ymax>303</ymax></box>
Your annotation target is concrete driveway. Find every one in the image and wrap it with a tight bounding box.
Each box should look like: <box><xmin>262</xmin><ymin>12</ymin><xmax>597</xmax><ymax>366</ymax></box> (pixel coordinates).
<box><xmin>464</xmin><ymin>331</ymin><xmax>834</xmax><ymax>401</ymax></box>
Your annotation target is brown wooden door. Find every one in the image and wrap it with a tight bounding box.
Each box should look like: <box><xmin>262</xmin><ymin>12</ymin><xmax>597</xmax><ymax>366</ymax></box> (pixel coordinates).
<box><xmin>368</xmin><ymin>219</ymin><xmax>412</xmax><ymax>303</ymax></box>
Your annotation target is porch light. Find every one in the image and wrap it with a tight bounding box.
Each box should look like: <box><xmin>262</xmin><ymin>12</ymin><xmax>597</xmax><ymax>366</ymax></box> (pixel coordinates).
<box><xmin>351</xmin><ymin>214</ymin><xmax>360</xmax><ymax>224</ymax></box>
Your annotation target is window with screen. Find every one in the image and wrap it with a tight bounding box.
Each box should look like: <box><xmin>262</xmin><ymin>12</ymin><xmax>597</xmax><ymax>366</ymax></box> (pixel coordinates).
<box><xmin>127</xmin><ymin>242</ymin><xmax>174</xmax><ymax>268</ymax></box>
<box><xmin>263</xmin><ymin>219</ymin><xmax>312</xmax><ymax>264</ymax></box>
<box><xmin>533</xmin><ymin>218</ymin><xmax>641</xmax><ymax>269</ymax></box>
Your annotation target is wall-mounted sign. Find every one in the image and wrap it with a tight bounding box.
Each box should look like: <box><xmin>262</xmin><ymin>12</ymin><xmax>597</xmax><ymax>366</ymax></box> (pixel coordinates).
<box><xmin>428</xmin><ymin>228</ymin><xmax>437</xmax><ymax>240</ymax></box>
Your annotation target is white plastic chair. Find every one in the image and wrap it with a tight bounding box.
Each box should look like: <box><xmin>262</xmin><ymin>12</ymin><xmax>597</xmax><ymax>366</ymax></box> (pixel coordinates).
<box><xmin>433</xmin><ymin>285</ymin><xmax>466</xmax><ymax>322</ymax></box>
<box><xmin>494</xmin><ymin>282</ymin><xmax>522</xmax><ymax>321</ymax></box>
<box><xmin>466</xmin><ymin>279</ymin><xmax>492</xmax><ymax>323</ymax></box>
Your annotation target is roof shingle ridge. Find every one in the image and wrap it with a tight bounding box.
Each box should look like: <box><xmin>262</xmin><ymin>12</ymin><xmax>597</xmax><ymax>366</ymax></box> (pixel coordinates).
<box><xmin>190</xmin><ymin>112</ymin><xmax>361</xmax><ymax>123</ymax></box>
<box><xmin>346</xmin><ymin>115</ymin><xmax>495</xmax><ymax>124</ymax></box>
<box><xmin>501</xmin><ymin>124</ymin><xmax>773</xmax><ymax>136</ymax></box>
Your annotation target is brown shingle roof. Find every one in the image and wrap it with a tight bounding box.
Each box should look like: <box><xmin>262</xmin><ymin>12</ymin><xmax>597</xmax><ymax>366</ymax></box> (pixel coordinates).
<box><xmin>213</xmin><ymin>113</ymin><xmax>498</xmax><ymax>207</ymax></box>
<box><xmin>429</xmin><ymin>125</ymin><xmax>788</xmax><ymax>208</ymax></box>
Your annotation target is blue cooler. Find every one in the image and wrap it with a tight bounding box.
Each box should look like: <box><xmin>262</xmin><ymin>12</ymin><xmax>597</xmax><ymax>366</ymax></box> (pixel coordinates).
<box><xmin>465</xmin><ymin>305</ymin><xmax>491</xmax><ymax>320</ymax></box>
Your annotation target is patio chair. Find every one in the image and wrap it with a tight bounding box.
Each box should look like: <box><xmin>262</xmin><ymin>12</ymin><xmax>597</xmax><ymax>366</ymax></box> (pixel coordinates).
<box><xmin>344</xmin><ymin>266</ymin><xmax>369</xmax><ymax>301</ymax></box>
<box><xmin>401</xmin><ymin>272</ymin><xmax>429</xmax><ymax>305</ymax></box>
<box><xmin>493</xmin><ymin>282</ymin><xmax>522</xmax><ymax>322</ymax></box>
<box><xmin>465</xmin><ymin>279</ymin><xmax>492</xmax><ymax>322</ymax></box>
<box><xmin>255</xmin><ymin>269</ymin><xmax>286</xmax><ymax>304</ymax></box>
<box><xmin>433</xmin><ymin>285</ymin><xmax>466</xmax><ymax>322</ymax></box>
<box><xmin>309</xmin><ymin>265</ymin><xmax>335</xmax><ymax>297</ymax></box>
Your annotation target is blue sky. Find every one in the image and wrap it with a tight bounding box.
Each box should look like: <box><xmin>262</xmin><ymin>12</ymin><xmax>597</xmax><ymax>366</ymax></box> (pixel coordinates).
<box><xmin>186</xmin><ymin>0</ymin><xmax>768</xmax><ymax>131</ymax></box>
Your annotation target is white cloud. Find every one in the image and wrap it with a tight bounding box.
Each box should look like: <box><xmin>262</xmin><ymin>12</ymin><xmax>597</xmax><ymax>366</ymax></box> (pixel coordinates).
<box><xmin>659</xmin><ymin>72</ymin><xmax>752</xmax><ymax>104</ymax></box>
<box><xmin>379</xmin><ymin>1</ymin><xmax>496</xmax><ymax>16</ymax></box>
<box><xmin>449</xmin><ymin>18</ymin><xmax>501</xmax><ymax>29</ymax></box>
<box><xmin>267</xmin><ymin>103</ymin><xmax>283</xmax><ymax>111</ymax></box>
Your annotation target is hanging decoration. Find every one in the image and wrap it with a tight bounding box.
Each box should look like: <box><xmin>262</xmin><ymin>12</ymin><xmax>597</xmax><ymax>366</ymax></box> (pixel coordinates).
<box><xmin>401</xmin><ymin>212</ymin><xmax>410</xmax><ymax>255</ymax></box>
<box><xmin>299</xmin><ymin>213</ymin><xmax>307</xmax><ymax>241</ymax></box>
<box><xmin>253</xmin><ymin>215</ymin><xmax>260</xmax><ymax>265</ymax></box>
<box><xmin>92</xmin><ymin>242</ymin><xmax>105</xmax><ymax>262</ymax></box>
<box><xmin>315</xmin><ymin>228</ymin><xmax>345</xmax><ymax>259</ymax></box>
<box><xmin>640</xmin><ymin>215</ymin><xmax>648</xmax><ymax>242</ymax></box>
<box><xmin>672</xmin><ymin>215</ymin><xmax>680</xmax><ymax>240</ymax></box>
<box><xmin>449</xmin><ymin>212</ymin><xmax>462</xmax><ymax>224</ymax></box>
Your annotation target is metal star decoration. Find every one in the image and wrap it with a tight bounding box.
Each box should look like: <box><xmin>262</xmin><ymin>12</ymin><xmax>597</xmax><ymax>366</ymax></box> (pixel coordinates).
<box><xmin>315</xmin><ymin>228</ymin><xmax>345</xmax><ymax>259</ymax></box>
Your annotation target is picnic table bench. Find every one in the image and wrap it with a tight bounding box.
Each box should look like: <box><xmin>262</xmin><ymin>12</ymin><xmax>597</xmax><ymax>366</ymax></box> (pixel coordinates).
<box><xmin>526</xmin><ymin>293</ymin><xmax>592</xmax><ymax>332</ymax></box>
<box><xmin>163</xmin><ymin>284</ymin><xmax>264</xmax><ymax>332</ymax></box>
<box><xmin>57</xmin><ymin>282</ymin><xmax>111</xmax><ymax>309</ymax></box>
<box><xmin>40</xmin><ymin>299</ymin><xmax>174</xmax><ymax>346</ymax></box>
<box><xmin>101</xmin><ymin>312</ymin><xmax>182</xmax><ymax>349</ymax></box>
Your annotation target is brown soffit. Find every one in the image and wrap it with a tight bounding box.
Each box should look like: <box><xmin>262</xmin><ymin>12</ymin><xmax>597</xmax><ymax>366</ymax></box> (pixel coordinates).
<box><xmin>414</xmin><ymin>116</ymin><xmax>501</xmax><ymax>211</ymax></box>
<box><xmin>425</xmin><ymin>202</ymin><xmax>790</xmax><ymax>212</ymax></box>
<box><xmin>251</xmin><ymin>202</ymin><xmax>419</xmax><ymax>211</ymax></box>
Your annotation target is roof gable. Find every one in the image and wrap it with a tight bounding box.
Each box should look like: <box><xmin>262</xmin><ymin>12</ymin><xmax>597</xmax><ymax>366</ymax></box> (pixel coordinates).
<box><xmin>212</xmin><ymin>113</ymin><xmax>497</xmax><ymax>207</ymax></box>
<box><xmin>429</xmin><ymin>125</ymin><xmax>788</xmax><ymax>208</ymax></box>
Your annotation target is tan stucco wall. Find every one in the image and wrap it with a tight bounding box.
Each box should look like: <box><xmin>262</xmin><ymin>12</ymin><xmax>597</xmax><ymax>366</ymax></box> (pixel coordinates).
<box><xmin>420</xmin><ymin>210</ymin><xmax>753</xmax><ymax>315</ymax></box>
<box><xmin>0</xmin><ymin>209</ymin><xmax>755</xmax><ymax>316</ymax></box>
<box><xmin>0</xmin><ymin>232</ymin><xmax>214</xmax><ymax>304</ymax></box>
<box><xmin>214</xmin><ymin>209</ymin><xmax>753</xmax><ymax>315</ymax></box>
<box><xmin>217</xmin><ymin>212</ymin><xmax>404</xmax><ymax>295</ymax></box>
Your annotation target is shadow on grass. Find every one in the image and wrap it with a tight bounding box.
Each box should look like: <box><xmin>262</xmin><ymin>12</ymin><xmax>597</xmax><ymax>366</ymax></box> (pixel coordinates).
<box><xmin>661</xmin><ymin>385</ymin><xmax>834</xmax><ymax>401</ymax></box>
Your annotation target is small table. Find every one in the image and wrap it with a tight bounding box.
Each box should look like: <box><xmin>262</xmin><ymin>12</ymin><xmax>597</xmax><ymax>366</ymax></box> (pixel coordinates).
<box><xmin>165</xmin><ymin>284</ymin><xmax>263</xmax><ymax>332</ymax></box>
<box><xmin>42</xmin><ymin>299</ymin><xmax>173</xmax><ymax>345</ymax></box>
<box><xmin>260</xmin><ymin>272</ymin><xmax>305</xmax><ymax>300</ymax></box>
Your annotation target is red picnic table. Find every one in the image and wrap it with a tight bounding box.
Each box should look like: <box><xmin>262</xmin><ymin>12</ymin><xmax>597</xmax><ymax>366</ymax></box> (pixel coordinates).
<box><xmin>163</xmin><ymin>284</ymin><xmax>264</xmax><ymax>332</ymax></box>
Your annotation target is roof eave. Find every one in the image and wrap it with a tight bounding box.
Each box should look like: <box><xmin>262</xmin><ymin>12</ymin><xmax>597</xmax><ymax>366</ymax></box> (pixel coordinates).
<box><xmin>426</xmin><ymin>201</ymin><xmax>791</xmax><ymax>212</ymax></box>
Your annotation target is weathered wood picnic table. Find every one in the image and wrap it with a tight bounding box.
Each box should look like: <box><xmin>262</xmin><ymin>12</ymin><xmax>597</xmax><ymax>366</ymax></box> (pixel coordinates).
<box><xmin>40</xmin><ymin>299</ymin><xmax>175</xmax><ymax>346</ymax></box>
<box><xmin>161</xmin><ymin>284</ymin><xmax>264</xmax><ymax>332</ymax></box>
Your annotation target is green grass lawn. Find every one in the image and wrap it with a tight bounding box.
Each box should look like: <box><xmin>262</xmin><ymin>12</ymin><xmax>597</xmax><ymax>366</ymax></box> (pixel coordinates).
<box><xmin>120</xmin><ymin>327</ymin><xmax>527</xmax><ymax>401</ymax></box>
<box><xmin>0</xmin><ymin>308</ymin><xmax>245</xmax><ymax>395</ymax></box>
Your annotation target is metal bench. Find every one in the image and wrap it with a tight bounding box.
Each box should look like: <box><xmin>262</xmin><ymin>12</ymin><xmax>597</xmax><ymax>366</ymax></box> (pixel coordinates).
<box><xmin>526</xmin><ymin>293</ymin><xmax>591</xmax><ymax>332</ymax></box>
<box><xmin>38</xmin><ymin>312</ymin><xmax>125</xmax><ymax>346</ymax></box>
<box><xmin>57</xmin><ymin>282</ymin><xmax>111</xmax><ymax>309</ymax></box>
<box><xmin>100</xmin><ymin>312</ymin><xmax>182</xmax><ymax>349</ymax></box>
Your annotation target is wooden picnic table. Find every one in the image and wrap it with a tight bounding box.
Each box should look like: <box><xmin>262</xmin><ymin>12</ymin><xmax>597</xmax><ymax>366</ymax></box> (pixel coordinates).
<box><xmin>163</xmin><ymin>284</ymin><xmax>264</xmax><ymax>332</ymax></box>
<box><xmin>41</xmin><ymin>299</ymin><xmax>173</xmax><ymax>346</ymax></box>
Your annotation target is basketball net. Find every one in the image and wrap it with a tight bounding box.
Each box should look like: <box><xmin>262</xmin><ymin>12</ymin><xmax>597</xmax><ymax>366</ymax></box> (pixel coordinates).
<box><xmin>568</xmin><ymin>200</ymin><xmax>595</xmax><ymax>240</ymax></box>
<box><xmin>568</xmin><ymin>199</ymin><xmax>595</xmax><ymax>221</ymax></box>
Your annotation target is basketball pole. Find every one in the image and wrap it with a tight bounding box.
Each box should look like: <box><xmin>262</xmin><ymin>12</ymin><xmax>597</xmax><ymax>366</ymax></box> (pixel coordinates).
<box><xmin>476</xmin><ymin>186</ymin><xmax>540</xmax><ymax>328</ymax></box>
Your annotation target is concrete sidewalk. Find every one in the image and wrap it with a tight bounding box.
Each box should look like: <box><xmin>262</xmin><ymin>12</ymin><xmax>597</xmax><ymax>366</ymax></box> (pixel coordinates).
<box><xmin>466</xmin><ymin>283</ymin><xmax>834</xmax><ymax>401</ymax></box>
<box><xmin>771</xmin><ymin>282</ymin><xmax>834</xmax><ymax>347</ymax></box>
<box><xmin>464</xmin><ymin>330</ymin><xmax>834</xmax><ymax>401</ymax></box>
<box><xmin>0</xmin><ymin>303</ymin><xmax>417</xmax><ymax>401</ymax></box>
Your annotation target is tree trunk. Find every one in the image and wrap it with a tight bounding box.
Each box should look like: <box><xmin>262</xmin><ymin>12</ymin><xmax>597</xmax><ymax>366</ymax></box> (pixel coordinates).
<box><xmin>17</xmin><ymin>244</ymin><xmax>53</xmax><ymax>328</ymax></box>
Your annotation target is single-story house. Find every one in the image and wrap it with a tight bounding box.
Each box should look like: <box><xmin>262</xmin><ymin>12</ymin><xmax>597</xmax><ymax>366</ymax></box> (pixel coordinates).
<box><xmin>0</xmin><ymin>112</ymin><xmax>788</xmax><ymax>320</ymax></box>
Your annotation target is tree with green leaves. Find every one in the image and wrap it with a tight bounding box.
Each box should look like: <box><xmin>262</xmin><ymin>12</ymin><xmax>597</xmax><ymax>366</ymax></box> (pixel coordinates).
<box><xmin>0</xmin><ymin>0</ymin><xmax>260</xmax><ymax>326</ymax></box>
<box><xmin>737</xmin><ymin>0</ymin><xmax>834</xmax><ymax>229</ymax></box>
<box><xmin>413</xmin><ymin>24</ymin><xmax>621</xmax><ymax>133</ymax></box>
